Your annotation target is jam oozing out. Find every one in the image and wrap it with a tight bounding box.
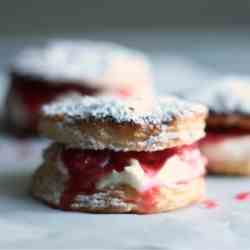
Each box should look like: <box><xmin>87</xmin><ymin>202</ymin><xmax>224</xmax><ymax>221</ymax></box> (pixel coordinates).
<box><xmin>60</xmin><ymin>144</ymin><xmax>200</xmax><ymax>210</ymax></box>
<box><xmin>126</xmin><ymin>187</ymin><xmax>160</xmax><ymax>214</ymax></box>
<box><xmin>235</xmin><ymin>192</ymin><xmax>250</xmax><ymax>201</ymax></box>
<box><xmin>141</xmin><ymin>187</ymin><xmax>160</xmax><ymax>213</ymax></box>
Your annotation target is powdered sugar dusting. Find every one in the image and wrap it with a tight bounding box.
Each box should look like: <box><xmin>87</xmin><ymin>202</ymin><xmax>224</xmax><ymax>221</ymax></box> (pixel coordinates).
<box><xmin>72</xmin><ymin>192</ymin><xmax>132</xmax><ymax>210</ymax></box>
<box><xmin>42</xmin><ymin>95</ymin><xmax>207</xmax><ymax>126</ymax></box>
<box><xmin>185</xmin><ymin>76</ymin><xmax>250</xmax><ymax>115</ymax></box>
<box><xmin>12</xmin><ymin>39</ymin><xmax>151</xmax><ymax>86</ymax></box>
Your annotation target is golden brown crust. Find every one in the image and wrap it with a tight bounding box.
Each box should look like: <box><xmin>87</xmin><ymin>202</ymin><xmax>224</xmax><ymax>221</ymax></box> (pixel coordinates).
<box><xmin>31</xmin><ymin>161</ymin><xmax>205</xmax><ymax>214</ymax></box>
<box><xmin>207</xmin><ymin>161</ymin><xmax>250</xmax><ymax>176</ymax></box>
<box><xmin>207</xmin><ymin>114</ymin><xmax>250</xmax><ymax>132</ymax></box>
<box><xmin>39</xmin><ymin>96</ymin><xmax>207</xmax><ymax>151</ymax></box>
<box><xmin>40</xmin><ymin>115</ymin><xmax>206</xmax><ymax>152</ymax></box>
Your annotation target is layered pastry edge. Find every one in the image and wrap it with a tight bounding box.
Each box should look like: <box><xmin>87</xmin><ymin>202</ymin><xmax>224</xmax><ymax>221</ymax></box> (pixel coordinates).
<box><xmin>31</xmin><ymin>95</ymin><xmax>207</xmax><ymax>213</ymax></box>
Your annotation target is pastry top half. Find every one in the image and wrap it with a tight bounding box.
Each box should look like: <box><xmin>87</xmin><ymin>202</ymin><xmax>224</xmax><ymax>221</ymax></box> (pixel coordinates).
<box><xmin>185</xmin><ymin>76</ymin><xmax>250</xmax><ymax>131</ymax></box>
<box><xmin>10</xmin><ymin>39</ymin><xmax>153</xmax><ymax>92</ymax></box>
<box><xmin>39</xmin><ymin>95</ymin><xmax>207</xmax><ymax>152</ymax></box>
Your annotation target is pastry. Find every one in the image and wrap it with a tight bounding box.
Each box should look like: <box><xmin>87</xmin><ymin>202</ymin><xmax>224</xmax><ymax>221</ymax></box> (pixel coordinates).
<box><xmin>4</xmin><ymin>40</ymin><xmax>153</xmax><ymax>136</ymax></box>
<box><xmin>188</xmin><ymin>77</ymin><xmax>250</xmax><ymax>175</ymax></box>
<box><xmin>32</xmin><ymin>95</ymin><xmax>207</xmax><ymax>213</ymax></box>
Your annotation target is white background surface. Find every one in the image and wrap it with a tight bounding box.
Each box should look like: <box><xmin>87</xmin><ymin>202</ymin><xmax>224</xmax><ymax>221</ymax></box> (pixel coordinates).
<box><xmin>0</xmin><ymin>31</ymin><xmax>250</xmax><ymax>249</ymax></box>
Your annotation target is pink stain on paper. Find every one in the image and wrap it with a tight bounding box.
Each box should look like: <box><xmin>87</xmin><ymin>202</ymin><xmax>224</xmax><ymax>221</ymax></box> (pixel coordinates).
<box><xmin>201</xmin><ymin>199</ymin><xmax>219</xmax><ymax>209</ymax></box>
<box><xmin>235</xmin><ymin>192</ymin><xmax>250</xmax><ymax>202</ymax></box>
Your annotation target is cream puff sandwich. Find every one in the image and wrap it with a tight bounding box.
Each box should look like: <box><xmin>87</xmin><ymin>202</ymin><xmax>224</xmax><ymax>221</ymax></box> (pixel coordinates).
<box><xmin>4</xmin><ymin>40</ymin><xmax>153</xmax><ymax>136</ymax></box>
<box><xmin>190</xmin><ymin>77</ymin><xmax>250</xmax><ymax>175</ymax></box>
<box><xmin>31</xmin><ymin>95</ymin><xmax>207</xmax><ymax>213</ymax></box>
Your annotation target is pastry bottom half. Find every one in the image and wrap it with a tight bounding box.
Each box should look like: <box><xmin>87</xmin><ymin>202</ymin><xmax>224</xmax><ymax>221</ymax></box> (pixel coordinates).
<box><xmin>31</xmin><ymin>161</ymin><xmax>205</xmax><ymax>214</ymax></box>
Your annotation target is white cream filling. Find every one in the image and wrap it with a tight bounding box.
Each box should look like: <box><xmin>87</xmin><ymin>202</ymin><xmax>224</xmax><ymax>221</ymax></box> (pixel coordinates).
<box><xmin>96</xmin><ymin>150</ymin><xmax>205</xmax><ymax>192</ymax></box>
<box><xmin>200</xmin><ymin>135</ymin><xmax>250</xmax><ymax>164</ymax></box>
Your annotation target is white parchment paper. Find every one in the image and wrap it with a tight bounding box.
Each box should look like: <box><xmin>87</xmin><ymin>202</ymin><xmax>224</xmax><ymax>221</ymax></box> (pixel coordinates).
<box><xmin>0</xmin><ymin>43</ymin><xmax>250</xmax><ymax>249</ymax></box>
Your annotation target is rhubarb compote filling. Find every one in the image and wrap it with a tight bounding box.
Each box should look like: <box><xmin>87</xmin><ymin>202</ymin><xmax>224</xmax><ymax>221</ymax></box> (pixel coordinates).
<box><xmin>56</xmin><ymin>144</ymin><xmax>206</xmax><ymax>209</ymax></box>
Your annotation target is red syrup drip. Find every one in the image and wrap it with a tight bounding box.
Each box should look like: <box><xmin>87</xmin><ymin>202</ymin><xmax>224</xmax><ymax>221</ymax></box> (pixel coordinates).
<box><xmin>12</xmin><ymin>81</ymin><xmax>99</xmax><ymax>129</ymax></box>
<box><xmin>235</xmin><ymin>192</ymin><xmax>250</xmax><ymax>201</ymax></box>
<box><xmin>59</xmin><ymin>145</ymin><xmax>198</xmax><ymax>210</ymax></box>
<box><xmin>129</xmin><ymin>186</ymin><xmax>160</xmax><ymax>214</ymax></box>
<box><xmin>201</xmin><ymin>199</ymin><xmax>218</xmax><ymax>209</ymax></box>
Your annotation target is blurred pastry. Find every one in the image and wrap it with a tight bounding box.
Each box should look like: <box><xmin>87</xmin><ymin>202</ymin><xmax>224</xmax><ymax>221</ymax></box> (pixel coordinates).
<box><xmin>189</xmin><ymin>77</ymin><xmax>250</xmax><ymax>175</ymax></box>
<box><xmin>4</xmin><ymin>40</ymin><xmax>153</xmax><ymax>136</ymax></box>
<box><xmin>31</xmin><ymin>95</ymin><xmax>207</xmax><ymax>213</ymax></box>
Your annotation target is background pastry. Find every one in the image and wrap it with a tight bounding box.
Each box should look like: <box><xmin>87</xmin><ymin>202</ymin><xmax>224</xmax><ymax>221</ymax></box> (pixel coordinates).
<box><xmin>187</xmin><ymin>77</ymin><xmax>250</xmax><ymax>175</ymax></box>
<box><xmin>4</xmin><ymin>40</ymin><xmax>154</xmax><ymax>136</ymax></box>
